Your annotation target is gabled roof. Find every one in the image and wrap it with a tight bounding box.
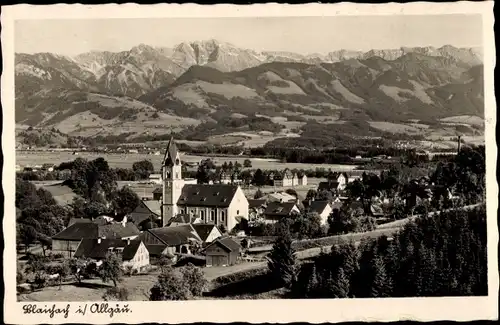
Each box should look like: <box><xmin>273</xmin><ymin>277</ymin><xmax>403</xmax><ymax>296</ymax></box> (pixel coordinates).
<box><xmin>98</xmin><ymin>222</ymin><xmax>140</xmax><ymax>239</ymax></box>
<box><xmin>67</xmin><ymin>218</ymin><xmax>93</xmax><ymax>227</ymax></box>
<box><xmin>163</xmin><ymin>137</ymin><xmax>180</xmax><ymax>166</ymax></box>
<box><xmin>143</xmin><ymin>200</ymin><xmax>161</xmax><ymax>216</ymax></box>
<box><xmin>264</xmin><ymin>201</ymin><xmax>298</xmax><ymax>217</ymax></box>
<box><xmin>192</xmin><ymin>224</ymin><xmax>220</xmax><ymax>242</ymax></box>
<box><xmin>308</xmin><ymin>200</ymin><xmax>331</xmax><ymax>214</ymax></box>
<box><xmin>129</xmin><ymin>200</ymin><xmax>160</xmax><ymax>225</ymax></box>
<box><xmin>248</xmin><ymin>199</ymin><xmax>267</xmax><ymax>209</ymax></box>
<box><xmin>143</xmin><ymin>224</ymin><xmax>202</xmax><ymax>246</ymax></box>
<box><xmin>318</xmin><ymin>181</ymin><xmax>340</xmax><ymax>191</ymax></box>
<box><xmin>74</xmin><ymin>238</ymin><xmax>142</xmax><ymax>261</ymax></box>
<box><xmin>204</xmin><ymin>237</ymin><xmax>241</xmax><ymax>253</ymax></box>
<box><xmin>177</xmin><ymin>184</ymin><xmax>239</xmax><ymax>207</ymax></box>
<box><xmin>53</xmin><ymin>221</ymin><xmax>140</xmax><ymax>241</ymax></box>
<box><xmin>168</xmin><ymin>213</ymin><xmax>200</xmax><ymax>225</ymax></box>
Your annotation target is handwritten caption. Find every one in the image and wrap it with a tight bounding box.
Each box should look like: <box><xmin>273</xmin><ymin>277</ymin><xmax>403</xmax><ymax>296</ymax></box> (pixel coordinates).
<box><xmin>22</xmin><ymin>303</ymin><xmax>132</xmax><ymax>319</ymax></box>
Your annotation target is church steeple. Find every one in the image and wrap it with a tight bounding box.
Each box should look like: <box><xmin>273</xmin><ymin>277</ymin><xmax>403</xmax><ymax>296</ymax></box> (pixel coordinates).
<box><xmin>163</xmin><ymin>137</ymin><xmax>180</xmax><ymax>167</ymax></box>
<box><xmin>161</xmin><ymin>137</ymin><xmax>183</xmax><ymax>226</ymax></box>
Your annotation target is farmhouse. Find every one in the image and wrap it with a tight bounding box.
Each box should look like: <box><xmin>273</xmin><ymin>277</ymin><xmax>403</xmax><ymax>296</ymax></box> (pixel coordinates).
<box><xmin>273</xmin><ymin>168</ymin><xmax>294</xmax><ymax>187</ymax></box>
<box><xmin>261</xmin><ymin>192</ymin><xmax>296</xmax><ymax>203</ymax></box>
<box><xmin>73</xmin><ymin>238</ymin><xmax>150</xmax><ymax>271</ymax></box>
<box><xmin>263</xmin><ymin>201</ymin><xmax>301</xmax><ymax>224</ymax></box>
<box><xmin>139</xmin><ymin>224</ymin><xmax>202</xmax><ymax>258</ymax></box>
<box><xmin>52</xmin><ymin>221</ymin><xmax>140</xmax><ymax>257</ymax></box>
<box><xmin>192</xmin><ymin>224</ymin><xmax>223</xmax><ymax>243</ymax></box>
<box><xmin>128</xmin><ymin>200</ymin><xmax>162</xmax><ymax>230</ymax></box>
<box><xmin>307</xmin><ymin>200</ymin><xmax>333</xmax><ymax>225</ymax></box>
<box><xmin>203</xmin><ymin>237</ymin><xmax>242</xmax><ymax>267</ymax></box>
<box><xmin>297</xmin><ymin>172</ymin><xmax>308</xmax><ymax>186</ymax></box>
<box><xmin>149</xmin><ymin>173</ymin><xmax>162</xmax><ymax>185</ymax></box>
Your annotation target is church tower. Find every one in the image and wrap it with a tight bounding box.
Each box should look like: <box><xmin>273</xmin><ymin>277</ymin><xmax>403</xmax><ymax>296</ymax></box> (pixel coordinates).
<box><xmin>161</xmin><ymin>137</ymin><xmax>184</xmax><ymax>226</ymax></box>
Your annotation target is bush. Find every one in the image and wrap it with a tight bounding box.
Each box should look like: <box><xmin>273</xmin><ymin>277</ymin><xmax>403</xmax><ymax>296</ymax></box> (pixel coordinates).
<box><xmin>103</xmin><ymin>286</ymin><xmax>129</xmax><ymax>301</ymax></box>
<box><xmin>212</xmin><ymin>267</ymin><xmax>268</xmax><ymax>288</ymax></box>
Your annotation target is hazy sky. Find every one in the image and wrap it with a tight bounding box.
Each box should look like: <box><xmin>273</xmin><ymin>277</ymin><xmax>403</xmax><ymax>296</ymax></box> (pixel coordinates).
<box><xmin>15</xmin><ymin>15</ymin><xmax>483</xmax><ymax>56</ymax></box>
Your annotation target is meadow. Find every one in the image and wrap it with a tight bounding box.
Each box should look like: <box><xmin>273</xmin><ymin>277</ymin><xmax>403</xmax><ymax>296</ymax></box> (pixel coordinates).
<box><xmin>16</xmin><ymin>151</ymin><xmax>359</xmax><ymax>172</ymax></box>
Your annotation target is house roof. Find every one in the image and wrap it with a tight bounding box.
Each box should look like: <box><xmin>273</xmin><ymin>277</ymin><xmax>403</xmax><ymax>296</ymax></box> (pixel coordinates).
<box><xmin>248</xmin><ymin>199</ymin><xmax>267</xmax><ymax>209</ymax></box>
<box><xmin>192</xmin><ymin>224</ymin><xmax>220</xmax><ymax>242</ymax></box>
<box><xmin>168</xmin><ymin>213</ymin><xmax>200</xmax><ymax>225</ymax></box>
<box><xmin>263</xmin><ymin>192</ymin><xmax>296</xmax><ymax>203</ymax></box>
<box><xmin>52</xmin><ymin>223</ymin><xmax>99</xmax><ymax>241</ymax></box>
<box><xmin>177</xmin><ymin>184</ymin><xmax>238</xmax><ymax>207</ymax></box>
<box><xmin>264</xmin><ymin>201</ymin><xmax>298</xmax><ymax>217</ymax></box>
<box><xmin>52</xmin><ymin>221</ymin><xmax>140</xmax><ymax>241</ymax></box>
<box><xmin>67</xmin><ymin>218</ymin><xmax>93</xmax><ymax>227</ymax></box>
<box><xmin>145</xmin><ymin>244</ymin><xmax>168</xmax><ymax>257</ymax></box>
<box><xmin>318</xmin><ymin>181</ymin><xmax>340</xmax><ymax>191</ymax></box>
<box><xmin>204</xmin><ymin>237</ymin><xmax>241</xmax><ymax>253</ymax></box>
<box><xmin>74</xmin><ymin>238</ymin><xmax>142</xmax><ymax>261</ymax></box>
<box><xmin>143</xmin><ymin>224</ymin><xmax>202</xmax><ymax>246</ymax></box>
<box><xmin>308</xmin><ymin>200</ymin><xmax>331</xmax><ymax>214</ymax></box>
<box><xmin>98</xmin><ymin>222</ymin><xmax>140</xmax><ymax>239</ymax></box>
<box><xmin>153</xmin><ymin>187</ymin><xmax>163</xmax><ymax>194</ymax></box>
<box><xmin>40</xmin><ymin>183</ymin><xmax>81</xmax><ymax>206</ymax></box>
<box><xmin>129</xmin><ymin>200</ymin><xmax>162</xmax><ymax>225</ymax></box>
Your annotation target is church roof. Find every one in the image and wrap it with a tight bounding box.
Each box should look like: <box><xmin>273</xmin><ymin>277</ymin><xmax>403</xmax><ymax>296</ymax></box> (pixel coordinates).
<box><xmin>177</xmin><ymin>184</ymin><xmax>239</xmax><ymax>207</ymax></box>
<box><xmin>163</xmin><ymin>137</ymin><xmax>180</xmax><ymax>166</ymax></box>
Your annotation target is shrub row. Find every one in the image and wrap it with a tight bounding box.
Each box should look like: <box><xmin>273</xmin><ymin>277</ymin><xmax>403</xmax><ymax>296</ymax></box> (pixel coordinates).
<box><xmin>212</xmin><ymin>267</ymin><xmax>268</xmax><ymax>288</ymax></box>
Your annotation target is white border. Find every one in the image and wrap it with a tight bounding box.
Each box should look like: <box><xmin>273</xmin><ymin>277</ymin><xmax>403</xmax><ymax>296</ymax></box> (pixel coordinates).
<box><xmin>2</xmin><ymin>2</ymin><xmax>498</xmax><ymax>324</ymax></box>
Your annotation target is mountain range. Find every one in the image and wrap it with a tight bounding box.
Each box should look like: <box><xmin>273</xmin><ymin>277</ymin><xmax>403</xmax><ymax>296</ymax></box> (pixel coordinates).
<box><xmin>15</xmin><ymin>39</ymin><xmax>484</xmax><ymax>145</ymax></box>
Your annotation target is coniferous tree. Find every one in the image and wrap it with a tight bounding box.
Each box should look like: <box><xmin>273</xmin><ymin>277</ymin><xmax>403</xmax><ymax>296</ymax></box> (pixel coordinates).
<box><xmin>370</xmin><ymin>255</ymin><xmax>392</xmax><ymax>297</ymax></box>
<box><xmin>267</xmin><ymin>232</ymin><xmax>298</xmax><ymax>288</ymax></box>
<box><xmin>332</xmin><ymin>267</ymin><xmax>351</xmax><ymax>298</ymax></box>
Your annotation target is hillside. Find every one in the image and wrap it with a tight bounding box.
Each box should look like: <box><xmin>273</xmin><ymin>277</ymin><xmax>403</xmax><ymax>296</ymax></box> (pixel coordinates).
<box><xmin>15</xmin><ymin>40</ymin><xmax>484</xmax><ymax>146</ymax></box>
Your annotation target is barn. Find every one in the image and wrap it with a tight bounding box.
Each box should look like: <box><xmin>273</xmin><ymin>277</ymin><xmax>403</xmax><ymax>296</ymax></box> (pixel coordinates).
<box><xmin>203</xmin><ymin>237</ymin><xmax>242</xmax><ymax>267</ymax></box>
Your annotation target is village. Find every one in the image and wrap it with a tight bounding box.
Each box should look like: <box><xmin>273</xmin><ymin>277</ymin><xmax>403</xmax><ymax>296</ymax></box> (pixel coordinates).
<box><xmin>15</xmin><ymin>134</ymin><xmax>485</xmax><ymax>302</ymax></box>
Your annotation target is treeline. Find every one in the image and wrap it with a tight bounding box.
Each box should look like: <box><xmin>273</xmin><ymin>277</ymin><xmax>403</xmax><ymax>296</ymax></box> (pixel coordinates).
<box><xmin>288</xmin><ymin>205</ymin><xmax>487</xmax><ymax>298</ymax></box>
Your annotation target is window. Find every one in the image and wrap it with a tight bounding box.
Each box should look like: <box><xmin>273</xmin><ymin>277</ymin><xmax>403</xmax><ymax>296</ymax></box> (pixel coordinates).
<box><xmin>237</xmin><ymin>210</ymin><xmax>240</xmax><ymax>215</ymax></box>
<box><xmin>176</xmin><ymin>173</ymin><xmax>179</xmax><ymax>178</ymax></box>
<box><xmin>200</xmin><ymin>210</ymin><xmax>205</xmax><ymax>220</ymax></box>
<box><xmin>210</xmin><ymin>210</ymin><xmax>215</xmax><ymax>221</ymax></box>
<box><xmin>221</xmin><ymin>211</ymin><xmax>225</xmax><ymax>222</ymax></box>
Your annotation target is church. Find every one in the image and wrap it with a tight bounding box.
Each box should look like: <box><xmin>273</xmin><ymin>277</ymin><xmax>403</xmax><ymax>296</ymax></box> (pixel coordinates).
<box><xmin>161</xmin><ymin>138</ymin><xmax>249</xmax><ymax>232</ymax></box>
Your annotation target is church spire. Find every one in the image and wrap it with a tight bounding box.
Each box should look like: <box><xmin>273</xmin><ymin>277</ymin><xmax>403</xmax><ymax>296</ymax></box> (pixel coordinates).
<box><xmin>163</xmin><ymin>136</ymin><xmax>180</xmax><ymax>166</ymax></box>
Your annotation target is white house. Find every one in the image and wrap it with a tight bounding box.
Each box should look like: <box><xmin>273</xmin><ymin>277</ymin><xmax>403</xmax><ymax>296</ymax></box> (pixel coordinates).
<box><xmin>307</xmin><ymin>200</ymin><xmax>333</xmax><ymax>226</ymax></box>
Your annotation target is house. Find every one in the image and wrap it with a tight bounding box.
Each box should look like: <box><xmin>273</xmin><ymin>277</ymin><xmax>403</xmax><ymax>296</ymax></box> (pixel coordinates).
<box><xmin>73</xmin><ymin>238</ymin><xmax>149</xmax><ymax>271</ymax></box>
<box><xmin>298</xmin><ymin>172</ymin><xmax>308</xmax><ymax>186</ymax></box>
<box><xmin>218</xmin><ymin>171</ymin><xmax>232</xmax><ymax>184</ymax></box>
<box><xmin>203</xmin><ymin>237</ymin><xmax>242</xmax><ymax>267</ymax></box>
<box><xmin>167</xmin><ymin>213</ymin><xmax>201</xmax><ymax>227</ymax></box>
<box><xmin>248</xmin><ymin>199</ymin><xmax>267</xmax><ymax>223</ymax></box>
<box><xmin>273</xmin><ymin>169</ymin><xmax>294</xmax><ymax>187</ymax></box>
<box><xmin>149</xmin><ymin>174</ymin><xmax>162</xmax><ymax>185</ymax></box>
<box><xmin>326</xmin><ymin>172</ymin><xmax>348</xmax><ymax>191</ymax></box>
<box><xmin>152</xmin><ymin>187</ymin><xmax>162</xmax><ymax>201</ymax></box>
<box><xmin>307</xmin><ymin>200</ymin><xmax>333</xmax><ymax>225</ymax></box>
<box><xmin>261</xmin><ymin>192</ymin><xmax>296</xmax><ymax>204</ymax></box>
<box><xmin>52</xmin><ymin>221</ymin><xmax>141</xmax><ymax>257</ymax></box>
<box><xmin>291</xmin><ymin>173</ymin><xmax>299</xmax><ymax>186</ymax></box>
<box><xmin>139</xmin><ymin>224</ymin><xmax>202</xmax><ymax>258</ymax></box>
<box><xmin>161</xmin><ymin>138</ymin><xmax>248</xmax><ymax>232</ymax></box>
<box><xmin>129</xmin><ymin>200</ymin><xmax>162</xmax><ymax>230</ymax></box>
<box><xmin>262</xmin><ymin>201</ymin><xmax>301</xmax><ymax>224</ymax></box>
<box><xmin>192</xmin><ymin>224</ymin><xmax>223</xmax><ymax>243</ymax></box>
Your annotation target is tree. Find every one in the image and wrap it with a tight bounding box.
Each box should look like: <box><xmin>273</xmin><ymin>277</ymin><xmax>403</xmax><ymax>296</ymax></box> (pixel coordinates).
<box><xmin>99</xmin><ymin>253</ymin><xmax>123</xmax><ymax>287</ymax></box>
<box><xmin>243</xmin><ymin>159</ymin><xmax>252</xmax><ymax>168</ymax></box>
<box><xmin>157</xmin><ymin>255</ymin><xmax>173</xmax><ymax>272</ymax></box>
<box><xmin>331</xmin><ymin>268</ymin><xmax>350</xmax><ymax>298</ymax></box>
<box><xmin>132</xmin><ymin>160</ymin><xmax>155</xmax><ymax>180</ymax></box>
<box><xmin>370</xmin><ymin>256</ymin><xmax>392</xmax><ymax>297</ymax></box>
<box><xmin>179</xmin><ymin>263</ymin><xmax>208</xmax><ymax>297</ymax></box>
<box><xmin>293</xmin><ymin>212</ymin><xmax>324</xmax><ymax>239</ymax></box>
<box><xmin>254</xmin><ymin>188</ymin><xmax>264</xmax><ymax>199</ymax></box>
<box><xmin>252</xmin><ymin>169</ymin><xmax>267</xmax><ymax>186</ymax></box>
<box><xmin>267</xmin><ymin>232</ymin><xmax>298</xmax><ymax>288</ymax></box>
<box><xmin>111</xmin><ymin>186</ymin><xmax>141</xmax><ymax>216</ymax></box>
<box><xmin>150</xmin><ymin>266</ymin><xmax>191</xmax><ymax>301</ymax></box>
<box><xmin>68</xmin><ymin>258</ymin><xmax>88</xmax><ymax>284</ymax></box>
<box><xmin>18</xmin><ymin>224</ymin><xmax>38</xmax><ymax>253</ymax></box>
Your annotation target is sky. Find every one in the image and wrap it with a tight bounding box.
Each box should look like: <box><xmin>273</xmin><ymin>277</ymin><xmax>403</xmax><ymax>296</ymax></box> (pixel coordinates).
<box><xmin>15</xmin><ymin>15</ymin><xmax>483</xmax><ymax>56</ymax></box>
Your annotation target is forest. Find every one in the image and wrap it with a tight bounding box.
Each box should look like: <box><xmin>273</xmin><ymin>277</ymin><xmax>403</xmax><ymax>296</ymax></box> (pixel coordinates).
<box><xmin>281</xmin><ymin>204</ymin><xmax>488</xmax><ymax>298</ymax></box>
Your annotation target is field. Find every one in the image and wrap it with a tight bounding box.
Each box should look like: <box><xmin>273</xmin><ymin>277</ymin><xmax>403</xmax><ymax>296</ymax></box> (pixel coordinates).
<box><xmin>16</xmin><ymin>151</ymin><xmax>360</xmax><ymax>172</ymax></box>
